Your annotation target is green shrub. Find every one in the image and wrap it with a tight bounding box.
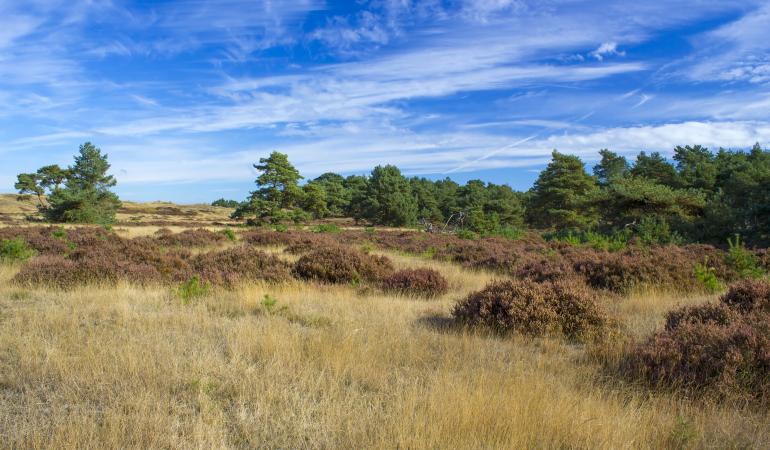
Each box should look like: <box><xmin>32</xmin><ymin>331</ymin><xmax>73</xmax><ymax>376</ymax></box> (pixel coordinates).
<box><xmin>312</xmin><ymin>223</ymin><xmax>341</xmax><ymax>234</ymax></box>
<box><xmin>51</xmin><ymin>226</ymin><xmax>67</xmax><ymax>240</ymax></box>
<box><xmin>261</xmin><ymin>294</ymin><xmax>279</xmax><ymax>313</ymax></box>
<box><xmin>456</xmin><ymin>229</ymin><xmax>478</xmax><ymax>240</ymax></box>
<box><xmin>221</xmin><ymin>228</ymin><xmax>237</xmax><ymax>241</ymax></box>
<box><xmin>726</xmin><ymin>235</ymin><xmax>764</xmax><ymax>278</ymax></box>
<box><xmin>635</xmin><ymin>216</ymin><xmax>682</xmax><ymax>246</ymax></box>
<box><xmin>694</xmin><ymin>257</ymin><xmax>725</xmax><ymax>294</ymax></box>
<box><xmin>486</xmin><ymin>225</ymin><xmax>523</xmax><ymax>241</ymax></box>
<box><xmin>545</xmin><ymin>230</ymin><xmax>628</xmax><ymax>251</ymax></box>
<box><xmin>0</xmin><ymin>238</ymin><xmax>37</xmax><ymax>263</ymax></box>
<box><xmin>272</xmin><ymin>224</ymin><xmax>289</xmax><ymax>233</ymax></box>
<box><xmin>176</xmin><ymin>276</ymin><xmax>210</xmax><ymax>304</ymax></box>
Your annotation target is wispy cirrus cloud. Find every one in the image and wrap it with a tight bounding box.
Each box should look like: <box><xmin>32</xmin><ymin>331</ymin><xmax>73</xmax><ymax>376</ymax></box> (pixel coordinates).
<box><xmin>2</xmin><ymin>0</ymin><xmax>770</xmax><ymax>202</ymax></box>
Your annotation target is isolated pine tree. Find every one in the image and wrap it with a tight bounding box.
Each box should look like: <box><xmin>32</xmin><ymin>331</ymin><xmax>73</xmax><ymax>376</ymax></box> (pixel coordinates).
<box><xmin>43</xmin><ymin>142</ymin><xmax>121</xmax><ymax>224</ymax></box>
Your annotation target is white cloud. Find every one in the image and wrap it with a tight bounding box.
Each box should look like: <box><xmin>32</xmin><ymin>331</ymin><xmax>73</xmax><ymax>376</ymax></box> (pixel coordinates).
<box><xmin>684</xmin><ymin>3</ymin><xmax>770</xmax><ymax>83</ymax></box>
<box><xmin>589</xmin><ymin>42</ymin><xmax>625</xmax><ymax>61</ymax></box>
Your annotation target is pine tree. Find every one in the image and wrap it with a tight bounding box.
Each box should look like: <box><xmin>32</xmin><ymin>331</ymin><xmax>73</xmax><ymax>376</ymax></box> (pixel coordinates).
<box><xmin>233</xmin><ymin>151</ymin><xmax>303</xmax><ymax>223</ymax></box>
<box><xmin>526</xmin><ymin>151</ymin><xmax>599</xmax><ymax>230</ymax></box>
<box><xmin>45</xmin><ymin>142</ymin><xmax>121</xmax><ymax>224</ymax></box>
<box><xmin>363</xmin><ymin>165</ymin><xmax>418</xmax><ymax>226</ymax></box>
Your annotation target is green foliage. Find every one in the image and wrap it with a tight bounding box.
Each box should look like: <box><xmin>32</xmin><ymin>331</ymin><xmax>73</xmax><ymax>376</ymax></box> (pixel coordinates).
<box><xmin>456</xmin><ymin>229</ymin><xmax>478</xmax><ymax>240</ymax></box>
<box><xmin>176</xmin><ymin>276</ymin><xmax>210</xmax><ymax>304</ymax></box>
<box><xmin>312</xmin><ymin>173</ymin><xmax>351</xmax><ymax>217</ymax></box>
<box><xmin>634</xmin><ymin>216</ymin><xmax>683</xmax><ymax>246</ymax></box>
<box><xmin>545</xmin><ymin>230</ymin><xmax>628</xmax><ymax>251</ymax></box>
<box><xmin>224</xmin><ymin>144</ymin><xmax>770</xmax><ymax>249</ymax></box>
<box><xmin>16</xmin><ymin>143</ymin><xmax>121</xmax><ymax>224</ymax></box>
<box><xmin>46</xmin><ymin>143</ymin><xmax>121</xmax><ymax>224</ymax></box>
<box><xmin>301</xmin><ymin>182</ymin><xmax>329</xmax><ymax>219</ymax></box>
<box><xmin>211</xmin><ymin>198</ymin><xmax>240</xmax><ymax>208</ymax></box>
<box><xmin>673</xmin><ymin>145</ymin><xmax>717</xmax><ymax>192</ymax></box>
<box><xmin>726</xmin><ymin>235</ymin><xmax>764</xmax><ymax>279</ymax></box>
<box><xmin>630</xmin><ymin>151</ymin><xmax>678</xmax><ymax>187</ymax></box>
<box><xmin>342</xmin><ymin>175</ymin><xmax>369</xmax><ymax>221</ymax></box>
<box><xmin>261</xmin><ymin>294</ymin><xmax>279</xmax><ymax>313</ymax></box>
<box><xmin>0</xmin><ymin>238</ymin><xmax>37</xmax><ymax>264</ymax></box>
<box><xmin>233</xmin><ymin>151</ymin><xmax>304</xmax><ymax>224</ymax></box>
<box><xmin>312</xmin><ymin>223</ymin><xmax>341</xmax><ymax>233</ymax></box>
<box><xmin>14</xmin><ymin>172</ymin><xmax>46</xmax><ymax>207</ymax></box>
<box><xmin>693</xmin><ymin>257</ymin><xmax>724</xmax><ymax>294</ymax></box>
<box><xmin>486</xmin><ymin>225</ymin><xmax>523</xmax><ymax>241</ymax></box>
<box><xmin>363</xmin><ymin>165</ymin><xmax>418</xmax><ymax>227</ymax></box>
<box><xmin>593</xmin><ymin>149</ymin><xmax>629</xmax><ymax>186</ymax></box>
<box><xmin>272</xmin><ymin>223</ymin><xmax>289</xmax><ymax>233</ymax></box>
<box><xmin>221</xmin><ymin>228</ymin><xmax>237</xmax><ymax>241</ymax></box>
<box><xmin>594</xmin><ymin>177</ymin><xmax>705</xmax><ymax>230</ymax></box>
<box><xmin>51</xmin><ymin>226</ymin><xmax>67</xmax><ymax>240</ymax></box>
<box><xmin>526</xmin><ymin>151</ymin><xmax>599</xmax><ymax>230</ymax></box>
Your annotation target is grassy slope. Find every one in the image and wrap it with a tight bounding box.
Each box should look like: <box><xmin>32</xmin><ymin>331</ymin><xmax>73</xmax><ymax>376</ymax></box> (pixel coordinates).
<box><xmin>0</xmin><ymin>193</ymin><xmax>235</xmax><ymax>227</ymax></box>
<box><xmin>0</xmin><ymin>249</ymin><xmax>768</xmax><ymax>448</ymax></box>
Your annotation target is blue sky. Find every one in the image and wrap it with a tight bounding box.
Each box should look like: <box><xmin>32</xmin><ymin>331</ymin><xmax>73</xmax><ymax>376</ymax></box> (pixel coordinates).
<box><xmin>2</xmin><ymin>0</ymin><xmax>770</xmax><ymax>203</ymax></box>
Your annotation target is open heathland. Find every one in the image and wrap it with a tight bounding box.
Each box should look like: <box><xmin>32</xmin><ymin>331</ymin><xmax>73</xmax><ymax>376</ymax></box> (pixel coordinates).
<box><xmin>0</xmin><ymin>224</ymin><xmax>769</xmax><ymax>448</ymax></box>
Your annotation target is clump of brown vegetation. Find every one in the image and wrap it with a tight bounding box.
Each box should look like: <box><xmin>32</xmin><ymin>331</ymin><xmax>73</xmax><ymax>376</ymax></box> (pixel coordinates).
<box><xmin>622</xmin><ymin>279</ymin><xmax>770</xmax><ymax>404</ymax></box>
<box><xmin>572</xmin><ymin>245</ymin><xmax>736</xmax><ymax>294</ymax></box>
<box><xmin>380</xmin><ymin>268</ymin><xmax>449</xmax><ymax>298</ymax></box>
<box><xmin>283</xmin><ymin>234</ymin><xmax>337</xmax><ymax>255</ymax></box>
<box><xmin>452</xmin><ymin>279</ymin><xmax>611</xmax><ymax>341</ymax></box>
<box><xmin>293</xmin><ymin>245</ymin><xmax>394</xmax><ymax>284</ymax></box>
<box><xmin>9</xmin><ymin>227</ymin><xmax>293</xmax><ymax>288</ymax></box>
<box><xmin>0</xmin><ymin>226</ymin><xmax>75</xmax><ymax>255</ymax></box>
<box><xmin>151</xmin><ymin>228</ymin><xmax>229</xmax><ymax>247</ymax></box>
<box><xmin>191</xmin><ymin>246</ymin><xmax>292</xmax><ymax>286</ymax></box>
<box><xmin>13</xmin><ymin>255</ymin><xmax>164</xmax><ymax>288</ymax></box>
<box><xmin>241</xmin><ymin>229</ymin><xmax>299</xmax><ymax>247</ymax></box>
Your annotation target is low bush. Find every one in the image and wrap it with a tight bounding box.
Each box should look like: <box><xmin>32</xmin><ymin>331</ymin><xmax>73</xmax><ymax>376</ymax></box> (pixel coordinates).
<box><xmin>221</xmin><ymin>228</ymin><xmax>237</xmax><ymax>241</ymax></box>
<box><xmin>380</xmin><ymin>268</ymin><xmax>449</xmax><ymax>298</ymax></box>
<box><xmin>153</xmin><ymin>228</ymin><xmax>228</xmax><ymax>247</ymax></box>
<box><xmin>312</xmin><ymin>223</ymin><xmax>341</xmax><ymax>233</ymax></box>
<box><xmin>452</xmin><ymin>279</ymin><xmax>610</xmax><ymax>341</ymax></box>
<box><xmin>283</xmin><ymin>234</ymin><xmax>337</xmax><ymax>255</ymax></box>
<box><xmin>293</xmin><ymin>246</ymin><xmax>394</xmax><ymax>284</ymax></box>
<box><xmin>241</xmin><ymin>230</ymin><xmax>297</xmax><ymax>247</ymax></box>
<box><xmin>13</xmin><ymin>255</ymin><xmax>163</xmax><ymax>288</ymax></box>
<box><xmin>456</xmin><ymin>229</ymin><xmax>478</xmax><ymax>240</ymax></box>
<box><xmin>573</xmin><ymin>245</ymin><xmax>735</xmax><ymax>294</ymax></box>
<box><xmin>693</xmin><ymin>257</ymin><xmax>725</xmax><ymax>294</ymax></box>
<box><xmin>622</xmin><ymin>279</ymin><xmax>770</xmax><ymax>404</ymax></box>
<box><xmin>726</xmin><ymin>235</ymin><xmax>765</xmax><ymax>279</ymax></box>
<box><xmin>0</xmin><ymin>237</ymin><xmax>37</xmax><ymax>263</ymax></box>
<box><xmin>192</xmin><ymin>246</ymin><xmax>292</xmax><ymax>286</ymax></box>
<box><xmin>176</xmin><ymin>276</ymin><xmax>210</xmax><ymax>304</ymax></box>
<box><xmin>0</xmin><ymin>226</ymin><xmax>71</xmax><ymax>255</ymax></box>
<box><xmin>719</xmin><ymin>278</ymin><xmax>770</xmax><ymax>313</ymax></box>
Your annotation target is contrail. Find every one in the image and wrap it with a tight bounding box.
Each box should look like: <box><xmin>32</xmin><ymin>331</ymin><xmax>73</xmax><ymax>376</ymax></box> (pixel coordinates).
<box><xmin>444</xmin><ymin>134</ymin><xmax>539</xmax><ymax>174</ymax></box>
<box><xmin>442</xmin><ymin>55</ymin><xmax>667</xmax><ymax>175</ymax></box>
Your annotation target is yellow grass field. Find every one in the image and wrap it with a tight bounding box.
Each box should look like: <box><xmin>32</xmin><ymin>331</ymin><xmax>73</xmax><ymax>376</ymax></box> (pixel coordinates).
<box><xmin>1</xmin><ymin>241</ymin><xmax>769</xmax><ymax>449</ymax></box>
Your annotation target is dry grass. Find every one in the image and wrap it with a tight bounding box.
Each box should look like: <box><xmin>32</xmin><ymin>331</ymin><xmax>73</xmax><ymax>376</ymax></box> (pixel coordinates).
<box><xmin>1</xmin><ymin>251</ymin><xmax>769</xmax><ymax>449</ymax></box>
<box><xmin>0</xmin><ymin>194</ymin><xmax>236</xmax><ymax>228</ymax></box>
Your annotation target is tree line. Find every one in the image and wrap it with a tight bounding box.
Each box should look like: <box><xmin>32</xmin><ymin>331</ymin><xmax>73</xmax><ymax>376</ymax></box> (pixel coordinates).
<box><xmin>228</xmin><ymin>145</ymin><xmax>770</xmax><ymax>245</ymax></box>
<box><xmin>15</xmin><ymin>142</ymin><xmax>770</xmax><ymax>246</ymax></box>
